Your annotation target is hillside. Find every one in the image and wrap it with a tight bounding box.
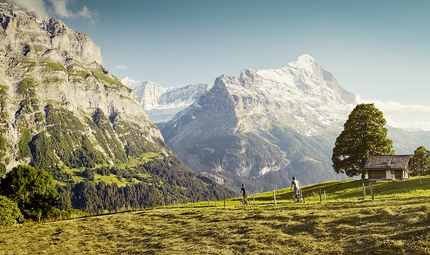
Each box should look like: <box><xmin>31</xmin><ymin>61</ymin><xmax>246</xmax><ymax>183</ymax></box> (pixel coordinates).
<box><xmin>388</xmin><ymin>126</ymin><xmax>430</xmax><ymax>154</ymax></box>
<box><xmin>0</xmin><ymin>3</ymin><xmax>235</xmax><ymax>213</ymax></box>
<box><xmin>2</xmin><ymin>177</ymin><xmax>430</xmax><ymax>254</ymax></box>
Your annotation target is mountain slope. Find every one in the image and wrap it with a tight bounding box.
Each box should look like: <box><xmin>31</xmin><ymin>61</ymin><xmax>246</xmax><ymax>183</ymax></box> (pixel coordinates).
<box><xmin>0</xmin><ymin>3</ymin><xmax>234</xmax><ymax>212</ymax></box>
<box><xmin>159</xmin><ymin>55</ymin><xmax>356</xmax><ymax>193</ymax></box>
<box><xmin>388</xmin><ymin>126</ymin><xmax>430</xmax><ymax>154</ymax></box>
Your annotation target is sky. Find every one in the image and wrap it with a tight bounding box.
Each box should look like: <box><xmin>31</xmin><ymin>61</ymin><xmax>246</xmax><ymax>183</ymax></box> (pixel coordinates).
<box><xmin>5</xmin><ymin>0</ymin><xmax>430</xmax><ymax>131</ymax></box>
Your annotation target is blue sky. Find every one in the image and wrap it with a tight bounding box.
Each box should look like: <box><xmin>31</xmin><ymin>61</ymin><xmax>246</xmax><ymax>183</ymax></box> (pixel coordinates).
<box><xmin>7</xmin><ymin>0</ymin><xmax>430</xmax><ymax>130</ymax></box>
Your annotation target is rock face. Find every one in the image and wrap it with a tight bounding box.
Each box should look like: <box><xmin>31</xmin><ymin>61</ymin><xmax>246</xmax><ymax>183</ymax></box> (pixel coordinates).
<box><xmin>0</xmin><ymin>3</ymin><xmax>160</xmax><ymax>172</ymax></box>
<box><xmin>0</xmin><ymin>3</ymin><xmax>235</xmax><ymax>211</ymax></box>
<box><xmin>159</xmin><ymin>55</ymin><xmax>357</xmax><ymax>192</ymax></box>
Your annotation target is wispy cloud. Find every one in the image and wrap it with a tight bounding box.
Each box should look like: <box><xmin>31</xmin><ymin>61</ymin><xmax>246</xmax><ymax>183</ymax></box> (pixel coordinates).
<box><xmin>48</xmin><ymin>0</ymin><xmax>98</xmax><ymax>24</ymax></box>
<box><xmin>357</xmin><ymin>95</ymin><xmax>430</xmax><ymax>131</ymax></box>
<box><xmin>3</xmin><ymin>0</ymin><xmax>48</xmax><ymax>17</ymax></box>
<box><xmin>114</xmin><ymin>65</ymin><xmax>128</xmax><ymax>70</ymax></box>
<box><xmin>4</xmin><ymin>0</ymin><xmax>98</xmax><ymax>24</ymax></box>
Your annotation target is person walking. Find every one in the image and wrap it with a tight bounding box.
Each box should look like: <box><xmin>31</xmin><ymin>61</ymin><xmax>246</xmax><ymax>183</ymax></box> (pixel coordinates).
<box><xmin>241</xmin><ymin>184</ymin><xmax>248</xmax><ymax>205</ymax></box>
<box><xmin>290</xmin><ymin>177</ymin><xmax>300</xmax><ymax>202</ymax></box>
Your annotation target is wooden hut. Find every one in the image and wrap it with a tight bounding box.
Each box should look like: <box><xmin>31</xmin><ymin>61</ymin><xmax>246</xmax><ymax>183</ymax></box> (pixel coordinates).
<box><xmin>363</xmin><ymin>155</ymin><xmax>412</xmax><ymax>180</ymax></box>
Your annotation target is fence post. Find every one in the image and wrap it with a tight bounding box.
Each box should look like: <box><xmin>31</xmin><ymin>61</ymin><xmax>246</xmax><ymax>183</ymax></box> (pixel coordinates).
<box><xmin>319</xmin><ymin>186</ymin><xmax>322</xmax><ymax>203</ymax></box>
<box><xmin>224</xmin><ymin>194</ymin><xmax>226</xmax><ymax>207</ymax></box>
<box><xmin>369</xmin><ymin>182</ymin><xmax>374</xmax><ymax>201</ymax></box>
<box><xmin>362</xmin><ymin>183</ymin><xmax>366</xmax><ymax>198</ymax></box>
<box><xmin>324</xmin><ymin>190</ymin><xmax>326</xmax><ymax>202</ymax></box>
<box><xmin>273</xmin><ymin>190</ymin><xmax>277</xmax><ymax>205</ymax></box>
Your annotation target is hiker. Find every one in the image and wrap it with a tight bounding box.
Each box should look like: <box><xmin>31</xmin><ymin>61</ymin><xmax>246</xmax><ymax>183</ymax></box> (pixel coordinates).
<box><xmin>241</xmin><ymin>184</ymin><xmax>248</xmax><ymax>204</ymax></box>
<box><xmin>290</xmin><ymin>176</ymin><xmax>300</xmax><ymax>202</ymax></box>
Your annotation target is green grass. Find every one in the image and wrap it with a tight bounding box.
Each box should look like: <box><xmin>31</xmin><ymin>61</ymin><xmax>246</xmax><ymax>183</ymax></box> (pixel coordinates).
<box><xmin>43</xmin><ymin>77</ymin><xmax>66</xmax><ymax>84</ymax></box>
<box><xmin>1</xmin><ymin>177</ymin><xmax>430</xmax><ymax>254</ymax></box>
<box><xmin>41</xmin><ymin>61</ymin><xmax>66</xmax><ymax>72</ymax></box>
<box><xmin>93</xmin><ymin>173</ymin><xmax>128</xmax><ymax>187</ymax></box>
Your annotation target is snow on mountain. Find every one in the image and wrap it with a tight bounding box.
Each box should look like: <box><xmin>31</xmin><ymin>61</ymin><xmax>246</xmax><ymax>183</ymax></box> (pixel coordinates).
<box><xmin>252</xmin><ymin>54</ymin><xmax>356</xmax><ymax>135</ymax></box>
<box><xmin>172</xmin><ymin>54</ymin><xmax>356</xmax><ymax>137</ymax></box>
<box><xmin>121</xmin><ymin>76</ymin><xmax>142</xmax><ymax>90</ymax></box>
<box><xmin>122</xmin><ymin>77</ymin><xmax>212</xmax><ymax>125</ymax></box>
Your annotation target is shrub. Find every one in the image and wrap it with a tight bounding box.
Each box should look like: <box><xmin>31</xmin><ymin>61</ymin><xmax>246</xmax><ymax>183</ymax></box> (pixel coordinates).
<box><xmin>0</xmin><ymin>165</ymin><xmax>58</xmax><ymax>221</ymax></box>
<box><xmin>0</xmin><ymin>195</ymin><xmax>24</xmax><ymax>226</ymax></box>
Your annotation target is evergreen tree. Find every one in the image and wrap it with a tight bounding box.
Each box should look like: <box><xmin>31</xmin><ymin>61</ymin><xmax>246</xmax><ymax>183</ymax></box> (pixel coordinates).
<box><xmin>332</xmin><ymin>104</ymin><xmax>395</xmax><ymax>178</ymax></box>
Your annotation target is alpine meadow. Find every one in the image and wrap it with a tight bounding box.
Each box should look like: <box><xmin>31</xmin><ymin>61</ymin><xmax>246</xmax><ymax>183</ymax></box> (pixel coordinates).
<box><xmin>1</xmin><ymin>1</ymin><xmax>430</xmax><ymax>255</ymax></box>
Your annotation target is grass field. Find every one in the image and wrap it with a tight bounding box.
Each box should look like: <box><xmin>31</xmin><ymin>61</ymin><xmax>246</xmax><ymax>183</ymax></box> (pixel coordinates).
<box><xmin>1</xmin><ymin>177</ymin><xmax>430</xmax><ymax>254</ymax></box>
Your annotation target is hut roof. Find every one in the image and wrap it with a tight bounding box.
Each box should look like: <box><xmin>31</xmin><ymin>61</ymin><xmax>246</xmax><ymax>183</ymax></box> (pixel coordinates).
<box><xmin>364</xmin><ymin>155</ymin><xmax>412</xmax><ymax>170</ymax></box>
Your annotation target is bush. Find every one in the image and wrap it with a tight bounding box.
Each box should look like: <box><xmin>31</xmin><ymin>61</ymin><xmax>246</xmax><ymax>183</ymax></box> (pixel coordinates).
<box><xmin>0</xmin><ymin>195</ymin><xmax>24</xmax><ymax>226</ymax></box>
<box><xmin>0</xmin><ymin>165</ymin><xmax>58</xmax><ymax>221</ymax></box>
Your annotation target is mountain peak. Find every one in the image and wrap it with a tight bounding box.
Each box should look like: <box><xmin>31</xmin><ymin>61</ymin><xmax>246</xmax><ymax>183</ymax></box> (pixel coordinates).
<box><xmin>287</xmin><ymin>54</ymin><xmax>319</xmax><ymax>71</ymax></box>
<box><xmin>297</xmin><ymin>54</ymin><xmax>316</xmax><ymax>61</ymax></box>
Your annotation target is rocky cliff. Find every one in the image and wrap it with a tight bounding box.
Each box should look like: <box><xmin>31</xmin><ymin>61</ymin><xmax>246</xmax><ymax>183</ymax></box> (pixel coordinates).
<box><xmin>0</xmin><ymin>3</ymin><xmax>235</xmax><ymax>211</ymax></box>
<box><xmin>0</xmin><ymin>3</ymin><xmax>160</xmax><ymax>171</ymax></box>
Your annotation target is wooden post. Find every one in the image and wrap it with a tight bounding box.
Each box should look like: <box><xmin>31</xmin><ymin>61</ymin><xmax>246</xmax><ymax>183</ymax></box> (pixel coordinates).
<box><xmin>324</xmin><ymin>190</ymin><xmax>326</xmax><ymax>201</ymax></box>
<box><xmin>419</xmin><ymin>161</ymin><xmax>422</xmax><ymax>184</ymax></box>
<box><xmin>319</xmin><ymin>186</ymin><xmax>322</xmax><ymax>203</ymax></box>
<box><xmin>224</xmin><ymin>194</ymin><xmax>226</xmax><ymax>207</ymax></box>
<box><xmin>362</xmin><ymin>183</ymin><xmax>366</xmax><ymax>198</ymax></box>
<box><xmin>369</xmin><ymin>182</ymin><xmax>374</xmax><ymax>201</ymax></box>
<box><xmin>273</xmin><ymin>190</ymin><xmax>277</xmax><ymax>205</ymax></box>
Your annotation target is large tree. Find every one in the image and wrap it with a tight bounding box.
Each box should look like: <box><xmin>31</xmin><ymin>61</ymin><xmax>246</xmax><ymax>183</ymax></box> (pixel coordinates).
<box><xmin>332</xmin><ymin>103</ymin><xmax>395</xmax><ymax>178</ymax></box>
<box><xmin>0</xmin><ymin>165</ymin><xmax>58</xmax><ymax>221</ymax></box>
<box><xmin>411</xmin><ymin>146</ymin><xmax>430</xmax><ymax>176</ymax></box>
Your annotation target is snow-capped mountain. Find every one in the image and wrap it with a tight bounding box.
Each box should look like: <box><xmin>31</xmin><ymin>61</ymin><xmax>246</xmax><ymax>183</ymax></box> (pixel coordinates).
<box><xmin>122</xmin><ymin>77</ymin><xmax>212</xmax><ymax>125</ymax></box>
<box><xmin>125</xmin><ymin>55</ymin><xmax>430</xmax><ymax>193</ymax></box>
<box><xmin>155</xmin><ymin>55</ymin><xmax>356</xmax><ymax>192</ymax></box>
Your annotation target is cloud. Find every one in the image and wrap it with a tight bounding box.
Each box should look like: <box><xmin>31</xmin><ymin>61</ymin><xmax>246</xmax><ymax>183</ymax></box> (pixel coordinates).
<box><xmin>3</xmin><ymin>0</ymin><xmax>97</xmax><ymax>22</ymax></box>
<box><xmin>385</xmin><ymin>119</ymin><xmax>430</xmax><ymax>131</ymax></box>
<box><xmin>3</xmin><ymin>0</ymin><xmax>48</xmax><ymax>17</ymax></box>
<box><xmin>48</xmin><ymin>0</ymin><xmax>73</xmax><ymax>18</ymax></box>
<box><xmin>48</xmin><ymin>0</ymin><xmax>97</xmax><ymax>21</ymax></box>
<box><xmin>357</xmin><ymin>95</ymin><xmax>430</xmax><ymax>131</ymax></box>
<box><xmin>114</xmin><ymin>65</ymin><xmax>128</xmax><ymax>70</ymax></box>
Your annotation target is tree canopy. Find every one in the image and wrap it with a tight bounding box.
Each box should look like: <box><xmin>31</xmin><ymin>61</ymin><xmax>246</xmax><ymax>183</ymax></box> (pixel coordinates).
<box><xmin>0</xmin><ymin>165</ymin><xmax>58</xmax><ymax>221</ymax></box>
<box><xmin>332</xmin><ymin>103</ymin><xmax>395</xmax><ymax>178</ymax></box>
<box><xmin>412</xmin><ymin>146</ymin><xmax>430</xmax><ymax>176</ymax></box>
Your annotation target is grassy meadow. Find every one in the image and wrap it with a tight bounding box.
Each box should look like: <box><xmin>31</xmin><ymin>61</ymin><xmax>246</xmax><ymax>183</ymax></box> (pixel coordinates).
<box><xmin>1</xmin><ymin>177</ymin><xmax>430</xmax><ymax>254</ymax></box>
